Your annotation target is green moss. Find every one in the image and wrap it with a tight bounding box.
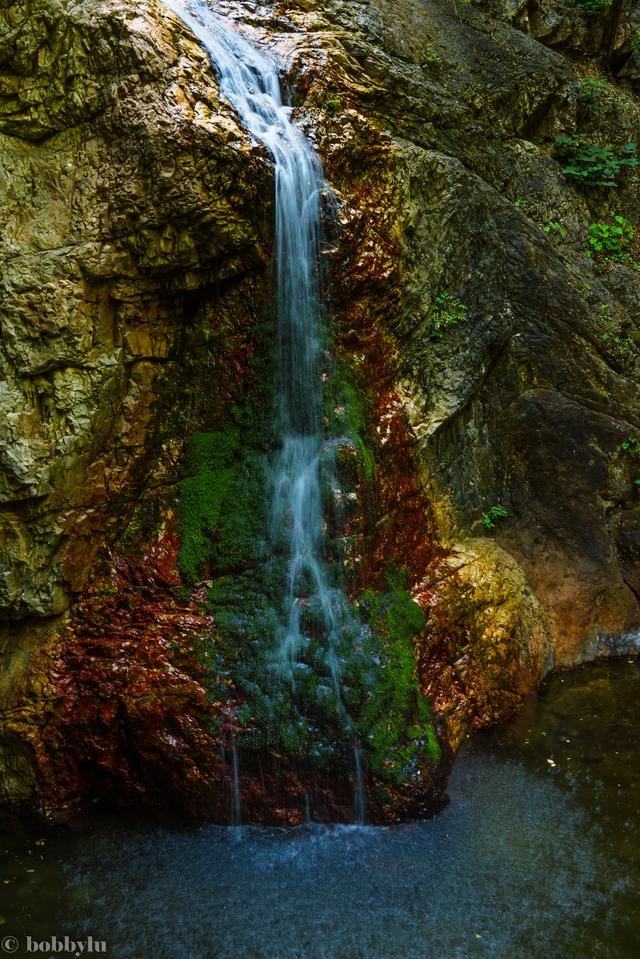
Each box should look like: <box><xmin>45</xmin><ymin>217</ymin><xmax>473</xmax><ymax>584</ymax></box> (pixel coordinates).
<box><xmin>175</xmin><ymin>307</ymin><xmax>276</xmax><ymax>584</ymax></box>
<box><xmin>324</xmin><ymin>358</ymin><xmax>375</xmax><ymax>484</ymax></box>
<box><xmin>180</xmin><ymin>366</ymin><xmax>441</xmax><ymax>793</ymax></box>
<box><xmin>425</xmin><ymin>723</ymin><xmax>441</xmax><ymax>764</ymax></box>
<box><xmin>203</xmin><ymin>540</ymin><xmax>441</xmax><ymax>787</ymax></box>
<box><xmin>342</xmin><ymin>373</ymin><xmax>376</xmax><ymax>483</ymax></box>
<box><xmin>171</xmin><ymin>304</ymin><xmax>442</xmax><ymax>798</ymax></box>
<box><xmin>177</xmin><ymin>429</ymin><xmax>240</xmax><ymax>583</ymax></box>
<box><xmin>177</xmin><ymin>437</ymin><xmax>271</xmax><ymax>583</ymax></box>
<box><xmin>352</xmin><ymin>584</ymin><xmax>440</xmax><ymax>782</ymax></box>
<box><xmin>206</xmin><ymin>563</ymin><xmax>352</xmax><ymax>767</ymax></box>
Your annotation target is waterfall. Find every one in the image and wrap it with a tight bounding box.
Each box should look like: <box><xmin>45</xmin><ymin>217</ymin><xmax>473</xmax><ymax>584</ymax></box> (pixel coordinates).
<box><xmin>162</xmin><ymin>0</ymin><xmax>366</xmax><ymax>821</ymax></box>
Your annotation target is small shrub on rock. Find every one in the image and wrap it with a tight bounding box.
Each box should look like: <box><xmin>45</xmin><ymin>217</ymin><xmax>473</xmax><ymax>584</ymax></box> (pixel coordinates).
<box><xmin>429</xmin><ymin>292</ymin><xmax>467</xmax><ymax>338</ymax></box>
<box><xmin>554</xmin><ymin>134</ymin><xmax>638</xmax><ymax>187</ymax></box>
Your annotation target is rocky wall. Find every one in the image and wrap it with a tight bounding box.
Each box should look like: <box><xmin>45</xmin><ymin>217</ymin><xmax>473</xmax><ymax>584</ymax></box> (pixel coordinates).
<box><xmin>1</xmin><ymin>0</ymin><xmax>639</xmax><ymax>817</ymax></box>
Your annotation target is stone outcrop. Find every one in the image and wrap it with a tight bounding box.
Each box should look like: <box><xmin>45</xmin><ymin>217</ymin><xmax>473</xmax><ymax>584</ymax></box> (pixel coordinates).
<box><xmin>1</xmin><ymin>0</ymin><xmax>639</xmax><ymax>818</ymax></box>
<box><xmin>273</xmin><ymin>0</ymin><xmax>639</xmax><ymax>738</ymax></box>
<box><xmin>0</xmin><ymin>0</ymin><xmax>273</xmax><ymax>814</ymax></box>
<box><xmin>0</xmin><ymin>0</ymin><xmax>270</xmax><ymax>618</ymax></box>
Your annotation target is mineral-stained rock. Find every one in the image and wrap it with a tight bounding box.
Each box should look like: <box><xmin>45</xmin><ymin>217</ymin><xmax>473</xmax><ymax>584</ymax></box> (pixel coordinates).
<box><xmin>418</xmin><ymin>539</ymin><xmax>553</xmax><ymax>750</ymax></box>
<box><xmin>271</xmin><ymin>0</ymin><xmax>640</xmax><ymax>741</ymax></box>
<box><xmin>1</xmin><ymin>0</ymin><xmax>639</xmax><ymax>817</ymax></box>
<box><xmin>0</xmin><ymin>0</ymin><xmax>273</xmax><ymax>812</ymax></box>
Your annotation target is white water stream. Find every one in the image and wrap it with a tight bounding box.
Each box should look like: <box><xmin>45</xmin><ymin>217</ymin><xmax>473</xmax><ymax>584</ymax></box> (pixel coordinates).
<box><xmin>161</xmin><ymin>0</ymin><xmax>366</xmax><ymax>820</ymax></box>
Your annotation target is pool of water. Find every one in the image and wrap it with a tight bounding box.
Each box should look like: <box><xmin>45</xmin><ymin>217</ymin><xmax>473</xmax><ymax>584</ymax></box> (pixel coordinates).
<box><xmin>2</xmin><ymin>659</ymin><xmax>639</xmax><ymax>958</ymax></box>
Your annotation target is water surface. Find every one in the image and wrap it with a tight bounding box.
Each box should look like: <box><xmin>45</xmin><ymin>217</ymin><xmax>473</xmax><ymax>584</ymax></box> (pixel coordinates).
<box><xmin>2</xmin><ymin>659</ymin><xmax>639</xmax><ymax>958</ymax></box>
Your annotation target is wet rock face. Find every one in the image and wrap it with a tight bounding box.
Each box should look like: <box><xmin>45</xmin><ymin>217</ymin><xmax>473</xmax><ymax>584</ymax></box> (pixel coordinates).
<box><xmin>0</xmin><ymin>0</ymin><xmax>272</xmax><ymax>618</ymax></box>
<box><xmin>271</xmin><ymin>0</ymin><xmax>640</xmax><ymax>732</ymax></box>
<box><xmin>1</xmin><ymin>0</ymin><xmax>639</xmax><ymax>817</ymax></box>
<box><xmin>0</xmin><ymin>0</ymin><xmax>273</xmax><ymax>811</ymax></box>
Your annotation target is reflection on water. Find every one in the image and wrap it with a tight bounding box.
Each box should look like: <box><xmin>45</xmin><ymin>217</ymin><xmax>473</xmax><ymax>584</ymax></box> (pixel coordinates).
<box><xmin>2</xmin><ymin>659</ymin><xmax>639</xmax><ymax>958</ymax></box>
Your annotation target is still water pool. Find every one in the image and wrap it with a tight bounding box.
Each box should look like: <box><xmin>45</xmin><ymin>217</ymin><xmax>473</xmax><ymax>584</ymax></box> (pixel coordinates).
<box><xmin>2</xmin><ymin>659</ymin><xmax>639</xmax><ymax>958</ymax></box>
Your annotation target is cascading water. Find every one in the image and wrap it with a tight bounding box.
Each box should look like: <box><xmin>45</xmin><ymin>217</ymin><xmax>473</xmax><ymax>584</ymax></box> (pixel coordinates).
<box><xmin>161</xmin><ymin>0</ymin><xmax>366</xmax><ymax>820</ymax></box>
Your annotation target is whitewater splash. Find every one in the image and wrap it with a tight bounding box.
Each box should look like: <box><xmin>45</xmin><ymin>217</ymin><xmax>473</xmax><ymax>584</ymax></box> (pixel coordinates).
<box><xmin>161</xmin><ymin>0</ymin><xmax>366</xmax><ymax>820</ymax></box>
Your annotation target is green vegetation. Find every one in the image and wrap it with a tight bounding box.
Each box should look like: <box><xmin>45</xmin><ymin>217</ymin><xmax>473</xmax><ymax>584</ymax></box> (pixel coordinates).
<box><xmin>598</xmin><ymin>304</ymin><xmax>633</xmax><ymax>360</ymax></box>
<box><xmin>429</xmin><ymin>291</ymin><xmax>468</xmax><ymax>338</ymax></box>
<box><xmin>174</xmin><ymin>307</ymin><xmax>277</xmax><ymax>585</ymax></box>
<box><xmin>619</xmin><ymin>438</ymin><xmax>640</xmax><ymax>490</ymax></box>
<box><xmin>514</xmin><ymin>196</ymin><xmax>540</xmax><ymax>214</ymax></box>
<box><xmin>177</xmin><ymin>429</ymin><xmax>238</xmax><ymax>582</ymax></box>
<box><xmin>620</xmin><ymin>437</ymin><xmax>640</xmax><ymax>458</ymax></box>
<box><xmin>353</xmin><ymin>583</ymin><xmax>440</xmax><ymax>781</ymax></box>
<box><xmin>422</xmin><ymin>44</ymin><xmax>442</xmax><ymax>66</ymax></box>
<box><xmin>325</xmin><ymin>359</ymin><xmax>376</xmax><ymax>484</ymax></box>
<box><xmin>175</xmin><ymin>344</ymin><xmax>439</xmax><ymax>798</ymax></box>
<box><xmin>513</xmin><ymin>201</ymin><xmax>567</xmax><ymax>241</ymax></box>
<box><xmin>555</xmin><ymin>135</ymin><xmax>638</xmax><ymax>187</ymax></box>
<box><xmin>177</xmin><ymin>430</ymin><xmax>269</xmax><ymax>583</ymax></box>
<box><xmin>205</xmin><ymin>560</ymin><xmax>438</xmax><ymax>790</ymax></box>
<box><xmin>542</xmin><ymin>220</ymin><xmax>567</xmax><ymax>240</ymax></box>
<box><xmin>588</xmin><ymin>216</ymin><xmax>635</xmax><ymax>260</ymax></box>
<box><xmin>482</xmin><ymin>504</ymin><xmax>509</xmax><ymax>530</ymax></box>
<box><xmin>576</xmin><ymin>78</ymin><xmax>607</xmax><ymax>114</ymax></box>
<box><xmin>576</xmin><ymin>0</ymin><xmax>612</xmax><ymax>15</ymax></box>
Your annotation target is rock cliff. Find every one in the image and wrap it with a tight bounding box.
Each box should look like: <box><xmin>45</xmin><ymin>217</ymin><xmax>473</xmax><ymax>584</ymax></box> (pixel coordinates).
<box><xmin>0</xmin><ymin>0</ymin><xmax>273</xmax><ymax>813</ymax></box>
<box><xmin>1</xmin><ymin>0</ymin><xmax>639</xmax><ymax>819</ymax></box>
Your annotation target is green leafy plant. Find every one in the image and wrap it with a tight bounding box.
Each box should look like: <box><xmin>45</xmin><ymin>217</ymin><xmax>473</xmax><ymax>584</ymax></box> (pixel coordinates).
<box><xmin>577</xmin><ymin>0</ymin><xmax>612</xmax><ymax>15</ymax></box>
<box><xmin>588</xmin><ymin>216</ymin><xmax>635</xmax><ymax>258</ymax></box>
<box><xmin>514</xmin><ymin>196</ymin><xmax>540</xmax><ymax>215</ymax></box>
<box><xmin>482</xmin><ymin>504</ymin><xmax>509</xmax><ymax>529</ymax></box>
<box><xmin>576</xmin><ymin>78</ymin><xmax>606</xmax><ymax>114</ymax></box>
<box><xmin>554</xmin><ymin>134</ymin><xmax>638</xmax><ymax>187</ymax></box>
<box><xmin>543</xmin><ymin>220</ymin><xmax>567</xmax><ymax>239</ymax></box>
<box><xmin>429</xmin><ymin>292</ymin><xmax>468</xmax><ymax>338</ymax></box>
<box><xmin>422</xmin><ymin>44</ymin><xmax>442</xmax><ymax>66</ymax></box>
<box><xmin>620</xmin><ymin>437</ymin><xmax>640</xmax><ymax>457</ymax></box>
<box><xmin>620</xmin><ymin>439</ymin><xmax>640</xmax><ymax>490</ymax></box>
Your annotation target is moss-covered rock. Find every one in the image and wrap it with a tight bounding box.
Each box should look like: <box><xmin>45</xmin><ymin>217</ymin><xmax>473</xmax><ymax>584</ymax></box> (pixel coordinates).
<box><xmin>174</xmin><ymin>345</ymin><xmax>443</xmax><ymax>820</ymax></box>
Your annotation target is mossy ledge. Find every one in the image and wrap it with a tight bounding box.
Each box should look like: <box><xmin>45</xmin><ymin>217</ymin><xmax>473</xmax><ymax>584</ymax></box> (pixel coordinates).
<box><xmin>173</xmin><ymin>310</ymin><xmax>446</xmax><ymax>822</ymax></box>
